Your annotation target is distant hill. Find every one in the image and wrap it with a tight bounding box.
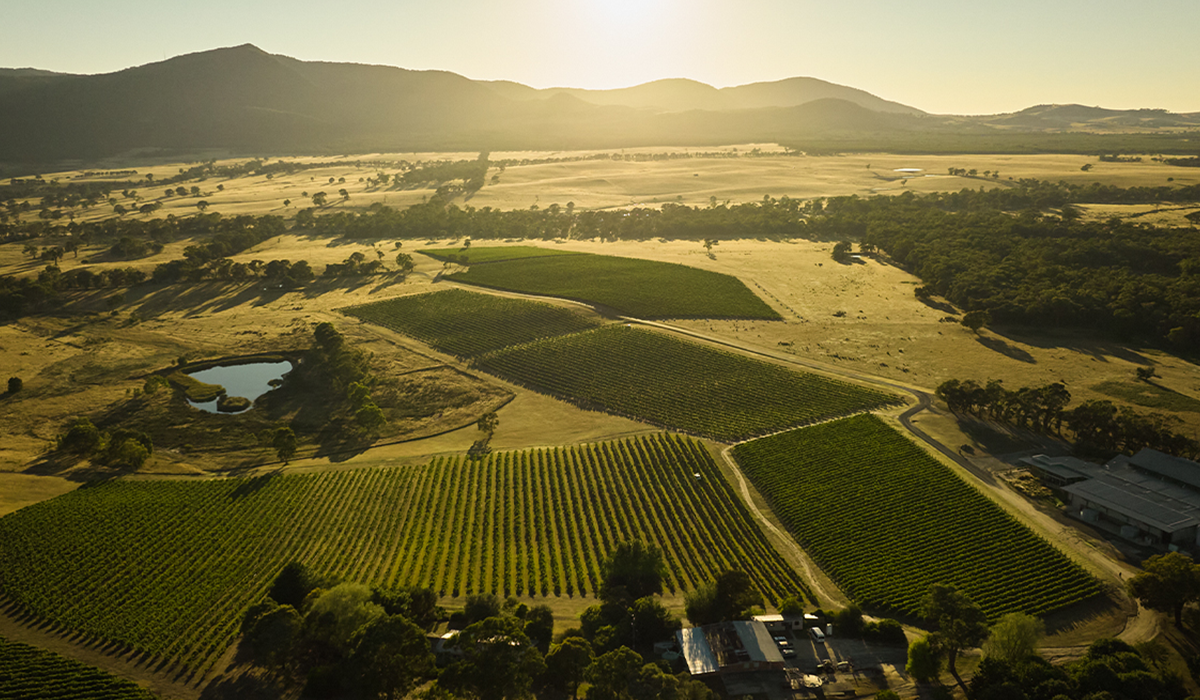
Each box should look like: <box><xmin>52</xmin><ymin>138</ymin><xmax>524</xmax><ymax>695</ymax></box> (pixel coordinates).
<box><xmin>0</xmin><ymin>44</ymin><xmax>1197</xmax><ymax>167</ymax></box>
<box><xmin>490</xmin><ymin>76</ymin><xmax>923</xmax><ymax>115</ymax></box>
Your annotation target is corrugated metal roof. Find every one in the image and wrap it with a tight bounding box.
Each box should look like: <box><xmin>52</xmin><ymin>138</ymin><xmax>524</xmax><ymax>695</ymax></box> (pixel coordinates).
<box><xmin>736</xmin><ymin>620</ymin><xmax>785</xmax><ymax>664</ymax></box>
<box><xmin>677</xmin><ymin>627</ymin><xmax>718</xmax><ymax>676</ymax></box>
<box><xmin>1130</xmin><ymin>448</ymin><xmax>1200</xmax><ymax>491</ymax></box>
<box><xmin>1063</xmin><ymin>478</ymin><xmax>1200</xmax><ymax>533</ymax></box>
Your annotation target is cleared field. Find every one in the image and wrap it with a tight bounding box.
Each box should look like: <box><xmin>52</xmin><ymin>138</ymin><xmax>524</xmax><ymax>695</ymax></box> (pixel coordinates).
<box><xmin>341</xmin><ymin>288</ymin><xmax>605</xmax><ymax>358</ymax></box>
<box><xmin>420</xmin><ymin>245</ymin><xmax>583</xmax><ymax>264</ymax></box>
<box><xmin>0</xmin><ymin>434</ymin><xmax>809</xmax><ymax>670</ymax></box>
<box><xmin>732</xmin><ymin>414</ymin><xmax>1101</xmax><ymax>620</ymax></box>
<box><xmin>0</xmin><ymin>637</ymin><xmax>154</xmax><ymax>700</ymax></box>
<box><xmin>447</xmin><ymin>251</ymin><xmax>782</xmax><ymax>319</ymax></box>
<box><xmin>475</xmin><ymin>326</ymin><xmax>901</xmax><ymax>441</ymax></box>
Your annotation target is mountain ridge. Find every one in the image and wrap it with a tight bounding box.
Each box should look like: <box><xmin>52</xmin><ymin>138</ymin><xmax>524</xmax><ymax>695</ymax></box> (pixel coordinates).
<box><xmin>2</xmin><ymin>44</ymin><xmax>1198</xmax><ymax>166</ymax></box>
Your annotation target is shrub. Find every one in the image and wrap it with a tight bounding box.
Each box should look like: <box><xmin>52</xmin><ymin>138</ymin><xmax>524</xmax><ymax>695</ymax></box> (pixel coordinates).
<box><xmin>6</xmin><ymin>376</ymin><xmax>21</xmax><ymax>394</ymax></box>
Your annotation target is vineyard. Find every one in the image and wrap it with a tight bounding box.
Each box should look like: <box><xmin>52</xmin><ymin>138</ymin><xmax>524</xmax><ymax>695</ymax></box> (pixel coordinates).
<box><xmin>0</xmin><ymin>434</ymin><xmax>809</xmax><ymax>671</ymax></box>
<box><xmin>420</xmin><ymin>245</ymin><xmax>583</xmax><ymax>264</ymax></box>
<box><xmin>445</xmin><ymin>252</ymin><xmax>782</xmax><ymax>319</ymax></box>
<box><xmin>732</xmin><ymin>414</ymin><xmax>1101</xmax><ymax>620</ymax></box>
<box><xmin>475</xmin><ymin>326</ymin><xmax>901</xmax><ymax>441</ymax></box>
<box><xmin>341</xmin><ymin>288</ymin><xmax>605</xmax><ymax>358</ymax></box>
<box><xmin>0</xmin><ymin>637</ymin><xmax>155</xmax><ymax>700</ymax></box>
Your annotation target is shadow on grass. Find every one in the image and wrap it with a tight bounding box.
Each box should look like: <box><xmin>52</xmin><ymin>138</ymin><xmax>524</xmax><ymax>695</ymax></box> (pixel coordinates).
<box><xmin>976</xmin><ymin>333</ymin><xmax>1037</xmax><ymax>363</ymax></box>
<box><xmin>198</xmin><ymin>670</ymin><xmax>288</xmax><ymax>700</ymax></box>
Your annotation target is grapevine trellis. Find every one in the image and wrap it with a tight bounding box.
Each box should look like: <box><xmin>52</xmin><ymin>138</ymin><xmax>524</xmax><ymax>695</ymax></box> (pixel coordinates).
<box><xmin>0</xmin><ymin>637</ymin><xmax>156</xmax><ymax>700</ymax></box>
<box><xmin>476</xmin><ymin>326</ymin><xmax>902</xmax><ymax>441</ymax></box>
<box><xmin>0</xmin><ymin>434</ymin><xmax>811</xmax><ymax>672</ymax></box>
<box><xmin>341</xmin><ymin>288</ymin><xmax>604</xmax><ymax>359</ymax></box>
<box><xmin>732</xmin><ymin>414</ymin><xmax>1101</xmax><ymax>620</ymax></box>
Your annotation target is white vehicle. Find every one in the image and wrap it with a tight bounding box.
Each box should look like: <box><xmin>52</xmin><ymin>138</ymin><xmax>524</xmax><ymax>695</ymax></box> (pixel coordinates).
<box><xmin>808</xmin><ymin>627</ymin><xmax>826</xmax><ymax>643</ymax></box>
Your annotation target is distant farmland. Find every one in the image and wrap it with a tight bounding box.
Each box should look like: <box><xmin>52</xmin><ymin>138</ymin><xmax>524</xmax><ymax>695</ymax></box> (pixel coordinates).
<box><xmin>476</xmin><ymin>326</ymin><xmax>901</xmax><ymax>441</ymax></box>
<box><xmin>438</xmin><ymin>249</ymin><xmax>782</xmax><ymax>319</ymax></box>
<box><xmin>733</xmin><ymin>414</ymin><xmax>1101</xmax><ymax>619</ymax></box>
<box><xmin>341</xmin><ymin>288</ymin><xmax>606</xmax><ymax>358</ymax></box>
<box><xmin>0</xmin><ymin>434</ymin><xmax>809</xmax><ymax>670</ymax></box>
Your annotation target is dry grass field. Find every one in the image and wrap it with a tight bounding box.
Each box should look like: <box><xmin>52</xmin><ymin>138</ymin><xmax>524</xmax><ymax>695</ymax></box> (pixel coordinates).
<box><xmin>5</xmin><ymin>147</ymin><xmax>1200</xmax><ymax>476</ymax></box>
<box><xmin>11</xmin><ymin>148</ymin><xmax>1200</xmax><ymax>227</ymax></box>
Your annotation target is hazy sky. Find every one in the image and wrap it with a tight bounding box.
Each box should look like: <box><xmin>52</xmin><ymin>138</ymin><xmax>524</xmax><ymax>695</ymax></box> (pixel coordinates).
<box><xmin>4</xmin><ymin>0</ymin><xmax>1198</xmax><ymax>115</ymax></box>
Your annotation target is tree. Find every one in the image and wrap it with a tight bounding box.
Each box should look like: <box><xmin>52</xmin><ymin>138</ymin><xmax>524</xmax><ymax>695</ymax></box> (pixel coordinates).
<box><xmin>269</xmin><ymin>561</ymin><xmax>320</xmax><ymax>609</ymax></box>
<box><xmin>585</xmin><ymin>646</ymin><xmax>643</xmax><ymax>700</ymax></box>
<box><xmin>338</xmin><ymin>188</ymin><xmax>350</xmax><ymax>201</ymax></box>
<box><xmin>524</xmin><ymin>604</ymin><xmax>555</xmax><ymax>653</ymax></box>
<box><xmin>981</xmin><ymin>612</ymin><xmax>1044</xmax><ymax>663</ymax></box>
<box><xmin>477</xmin><ymin>411</ymin><xmax>499</xmax><ymax>439</ymax></box>
<box><xmin>440</xmin><ymin>617</ymin><xmax>545</xmax><ymax>700</ymax></box>
<box><xmin>344</xmin><ymin>614</ymin><xmax>435</xmax><ymax>700</ymax></box>
<box><xmin>961</xmin><ymin>309</ymin><xmax>992</xmax><ymax>334</ymax></box>
<box><xmin>905</xmin><ymin>636</ymin><xmax>941</xmax><ymax>683</ymax></box>
<box><xmin>241</xmin><ymin>601</ymin><xmax>302</xmax><ymax>672</ymax></box>
<box><xmin>355</xmin><ymin>403</ymin><xmax>387</xmax><ymax>435</ymax></box>
<box><xmin>703</xmin><ymin>238</ymin><xmax>718</xmax><ymax>255</ymax></box>
<box><xmin>395</xmin><ymin>252</ymin><xmax>414</xmax><ymax>275</ymax></box>
<box><xmin>6</xmin><ymin>377</ymin><xmax>21</xmax><ymax>394</ymax></box>
<box><xmin>921</xmin><ymin>584</ymin><xmax>987</xmax><ymax>683</ymax></box>
<box><xmin>1129</xmin><ymin>552</ymin><xmax>1200</xmax><ymax>628</ymax></box>
<box><xmin>685</xmin><ymin>570</ymin><xmax>762</xmax><ymax>625</ymax></box>
<box><xmin>544</xmin><ymin>637</ymin><xmax>594</xmax><ymax>699</ymax></box>
<box><xmin>312</xmin><ymin>191</ymin><xmax>328</xmax><ymax>207</ymax></box>
<box><xmin>1136</xmin><ymin>366</ymin><xmax>1157</xmax><ymax>382</ymax></box>
<box><xmin>196</xmin><ymin>200</ymin><xmax>209</xmax><ymax>212</ymax></box>
<box><xmin>107</xmin><ymin>436</ymin><xmax>150</xmax><ymax>469</ymax></box>
<box><xmin>464</xmin><ymin>593</ymin><xmax>502</xmax><ymax>624</ymax></box>
<box><xmin>601</xmin><ymin>541</ymin><xmax>665</xmax><ymax>602</ymax></box>
<box><xmin>273</xmin><ymin>427</ymin><xmax>298</xmax><ymax>464</ymax></box>
<box><xmin>59</xmin><ymin>417</ymin><xmax>102</xmax><ymax>454</ymax></box>
<box><xmin>831</xmin><ymin>241</ymin><xmax>852</xmax><ymax>262</ymax></box>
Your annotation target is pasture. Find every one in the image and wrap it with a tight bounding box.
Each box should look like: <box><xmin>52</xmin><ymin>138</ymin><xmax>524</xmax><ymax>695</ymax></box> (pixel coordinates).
<box><xmin>732</xmin><ymin>414</ymin><xmax>1102</xmax><ymax>619</ymax></box>
<box><xmin>0</xmin><ymin>434</ymin><xmax>809</xmax><ymax>670</ymax></box>
<box><xmin>475</xmin><ymin>325</ymin><xmax>901</xmax><ymax>441</ymax></box>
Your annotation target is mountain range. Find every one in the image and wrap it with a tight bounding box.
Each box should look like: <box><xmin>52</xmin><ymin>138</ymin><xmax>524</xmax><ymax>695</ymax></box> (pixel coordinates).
<box><xmin>1</xmin><ymin>44</ymin><xmax>1198</xmax><ymax>166</ymax></box>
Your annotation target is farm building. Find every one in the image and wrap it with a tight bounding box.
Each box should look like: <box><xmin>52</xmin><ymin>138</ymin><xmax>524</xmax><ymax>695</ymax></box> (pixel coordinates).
<box><xmin>676</xmin><ymin>620</ymin><xmax>785</xmax><ymax>677</ymax></box>
<box><xmin>751</xmin><ymin>612</ymin><xmax>817</xmax><ymax>632</ymax></box>
<box><xmin>1026</xmin><ymin>449</ymin><xmax>1200</xmax><ymax>549</ymax></box>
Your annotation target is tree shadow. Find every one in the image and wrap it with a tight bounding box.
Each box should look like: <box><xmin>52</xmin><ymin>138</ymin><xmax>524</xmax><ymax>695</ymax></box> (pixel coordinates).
<box><xmin>198</xmin><ymin>670</ymin><xmax>287</xmax><ymax>700</ymax></box>
<box><xmin>228</xmin><ymin>472</ymin><xmax>280</xmax><ymax>500</ymax></box>
<box><xmin>975</xmin><ymin>334</ymin><xmax>1037</xmax><ymax>363</ymax></box>
<box><xmin>994</xmin><ymin>328</ymin><xmax>1153</xmax><ymax>366</ymax></box>
<box><xmin>917</xmin><ymin>296</ymin><xmax>958</xmax><ymax>315</ymax></box>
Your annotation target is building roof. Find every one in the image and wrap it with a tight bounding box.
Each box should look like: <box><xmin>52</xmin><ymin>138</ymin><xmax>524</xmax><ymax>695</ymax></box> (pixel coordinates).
<box><xmin>1063</xmin><ymin>475</ymin><xmax>1200</xmax><ymax>534</ymax></box>
<box><xmin>1129</xmin><ymin>448</ymin><xmax>1200</xmax><ymax>491</ymax></box>
<box><xmin>1021</xmin><ymin>454</ymin><xmax>1090</xmax><ymax>482</ymax></box>
<box><xmin>752</xmin><ymin>614</ymin><xmax>784</xmax><ymax>623</ymax></box>
<box><xmin>677</xmin><ymin>627</ymin><xmax>719</xmax><ymax>676</ymax></box>
<box><xmin>676</xmin><ymin>621</ymin><xmax>783</xmax><ymax>675</ymax></box>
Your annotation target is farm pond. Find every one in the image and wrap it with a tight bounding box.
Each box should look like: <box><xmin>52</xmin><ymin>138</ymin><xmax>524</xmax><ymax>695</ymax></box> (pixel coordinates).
<box><xmin>185</xmin><ymin>360</ymin><xmax>293</xmax><ymax>414</ymax></box>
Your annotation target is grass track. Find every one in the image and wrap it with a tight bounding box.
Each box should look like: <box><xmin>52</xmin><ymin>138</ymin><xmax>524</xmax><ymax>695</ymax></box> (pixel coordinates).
<box><xmin>475</xmin><ymin>326</ymin><xmax>901</xmax><ymax>441</ymax></box>
<box><xmin>340</xmin><ymin>288</ymin><xmax>605</xmax><ymax>358</ymax></box>
<box><xmin>732</xmin><ymin>414</ymin><xmax>1101</xmax><ymax>620</ymax></box>
<box><xmin>445</xmin><ymin>251</ymin><xmax>782</xmax><ymax>319</ymax></box>
<box><xmin>0</xmin><ymin>434</ymin><xmax>810</xmax><ymax>670</ymax></box>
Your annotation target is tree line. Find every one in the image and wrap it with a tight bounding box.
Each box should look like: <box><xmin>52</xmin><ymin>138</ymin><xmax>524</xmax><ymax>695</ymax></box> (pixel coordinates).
<box><xmin>936</xmin><ymin>378</ymin><xmax>1199</xmax><ymax>459</ymax></box>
